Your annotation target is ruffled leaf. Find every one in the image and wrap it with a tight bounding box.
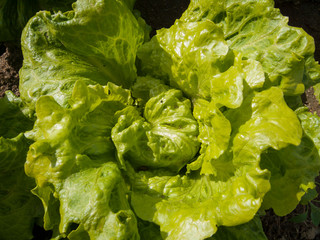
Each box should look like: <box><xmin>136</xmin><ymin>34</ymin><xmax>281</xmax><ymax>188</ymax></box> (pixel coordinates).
<box><xmin>20</xmin><ymin>0</ymin><xmax>144</xmax><ymax>109</ymax></box>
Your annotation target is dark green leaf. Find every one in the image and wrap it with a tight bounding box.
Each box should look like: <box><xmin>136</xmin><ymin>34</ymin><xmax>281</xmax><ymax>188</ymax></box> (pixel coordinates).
<box><xmin>310</xmin><ymin>202</ymin><xmax>320</xmax><ymax>226</ymax></box>
<box><xmin>289</xmin><ymin>210</ymin><xmax>308</xmax><ymax>223</ymax></box>
<box><xmin>301</xmin><ymin>188</ymin><xmax>318</xmax><ymax>205</ymax></box>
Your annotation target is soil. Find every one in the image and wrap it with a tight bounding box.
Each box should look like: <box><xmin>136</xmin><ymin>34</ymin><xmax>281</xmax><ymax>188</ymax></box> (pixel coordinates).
<box><xmin>1</xmin><ymin>0</ymin><xmax>320</xmax><ymax>239</ymax></box>
<box><xmin>0</xmin><ymin>42</ymin><xmax>21</xmax><ymax>97</ymax></box>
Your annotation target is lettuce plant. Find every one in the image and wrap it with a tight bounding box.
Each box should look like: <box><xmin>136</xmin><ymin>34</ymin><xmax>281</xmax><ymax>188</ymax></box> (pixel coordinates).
<box><xmin>2</xmin><ymin>0</ymin><xmax>320</xmax><ymax>239</ymax></box>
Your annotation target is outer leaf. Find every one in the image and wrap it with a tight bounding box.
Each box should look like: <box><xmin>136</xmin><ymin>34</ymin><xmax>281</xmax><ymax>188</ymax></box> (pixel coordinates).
<box><xmin>25</xmin><ymin>80</ymin><xmax>132</xmax><ymax>186</ymax></box>
<box><xmin>156</xmin><ymin>20</ymin><xmax>235</xmax><ymax>101</ymax></box>
<box><xmin>0</xmin><ymin>91</ymin><xmax>33</xmax><ymax>139</ymax></box>
<box><xmin>57</xmin><ymin>162</ymin><xmax>139</xmax><ymax>239</ymax></box>
<box><xmin>256</xmin><ymin>108</ymin><xmax>320</xmax><ymax>215</ymax></box>
<box><xmin>128</xmin><ymin>166</ymin><xmax>174</xmax><ymax>223</ymax></box>
<box><xmin>297</xmin><ymin>107</ymin><xmax>320</xmax><ymax>151</ymax></box>
<box><xmin>130</xmin><ymin>162</ymin><xmax>269</xmax><ymax>240</ymax></box>
<box><xmin>24</xmin><ymin>81</ymin><xmax>134</xmax><ymax>236</ymax></box>
<box><xmin>0</xmin><ymin>134</ymin><xmax>43</xmax><ymax>240</ymax></box>
<box><xmin>310</xmin><ymin>202</ymin><xmax>320</xmax><ymax>226</ymax></box>
<box><xmin>180</xmin><ymin>0</ymin><xmax>320</xmax><ymax>94</ymax></box>
<box><xmin>300</xmin><ymin>188</ymin><xmax>318</xmax><ymax>206</ymax></box>
<box><xmin>20</xmin><ymin>0</ymin><xmax>144</xmax><ymax>109</ymax></box>
<box><xmin>231</xmin><ymin>87</ymin><xmax>302</xmax><ymax>166</ymax></box>
<box><xmin>236</xmin><ymin>101</ymin><xmax>319</xmax><ymax>217</ymax></box>
<box><xmin>289</xmin><ymin>210</ymin><xmax>308</xmax><ymax>224</ymax></box>
<box><xmin>0</xmin><ymin>93</ymin><xmax>40</xmax><ymax>240</ymax></box>
<box><xmin>209</xmin><ymin>215</ymin><xmax>268</xmax><ymax>240</ymax></box>
<box><xmin>260</xmin><ymin>135</ymin><xmax>320</xmax><ymax>216</ymax></box>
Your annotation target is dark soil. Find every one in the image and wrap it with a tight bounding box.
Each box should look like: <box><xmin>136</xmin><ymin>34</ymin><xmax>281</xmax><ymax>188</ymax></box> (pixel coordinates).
<box><xmin>1</xmin><ymin>0</ymin><xmax>320</xmax><ymax>239</ymax></box>
<box><xmin>0</xmin><ymin>42</ymin><xmax>21</xmax><ymax>97</ymax></box>
<box><xmin>134</xmin><ymin>0</ymin><xmax>190</xmax><ymax>36</ymax></box>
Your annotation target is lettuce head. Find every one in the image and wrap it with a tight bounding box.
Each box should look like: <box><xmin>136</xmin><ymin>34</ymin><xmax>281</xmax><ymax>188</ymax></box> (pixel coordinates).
<box><xmin>2</xmin><ymin>0</ymin><xmax>320</xmax><ymax>239</ymax></box>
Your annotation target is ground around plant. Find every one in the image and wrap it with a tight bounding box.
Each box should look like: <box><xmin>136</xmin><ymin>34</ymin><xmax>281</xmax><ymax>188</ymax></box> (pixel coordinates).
<box><xmin>1</xmin><ymin>0</ymin><xmax>320</xmax><ymax>239</ymax></box>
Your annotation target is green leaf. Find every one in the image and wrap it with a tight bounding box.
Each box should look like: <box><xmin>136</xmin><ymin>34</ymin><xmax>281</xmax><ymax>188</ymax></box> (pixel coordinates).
<box><xmin>32</xmin><ymin>185</ymin><xmax>61</xmax><ymax>232</ymax></box>
<box><xmin>229</xmin><ymin>87</ymin><xmax>302</xmax><ymax>165</ymax></box>
<box><xmin>25</xmin><ymin>81</ymin><xmax>132</xmax><ymax>187</ymax></box>
<box><xmin>131</xmin><ymin>76</ymin><xmax>169</xmax><ymax>107</ymax></box>
<box><xmin>188</xmin><ymin>99</ymin><xmax>231</xmax><ymax>176</ymax></box>
<box><xmin>0</xmin><ymin>134</ymin><xmax>43</xmax><ymax>240</ymax></box>
<box><xmin>289</xmin><ymin>210</ymin><xmax>308</xmax><ymax>224</ymax></box>
<box><xmin>138</xmin><ymin>19</ymin><xmax>267</xmax><ymax>107</ymax></box>
<box><xmin>20</xmin><ymin>0</ymin><xmax>144</xmax><ymax>110</ymax></box>
<box><xmin>24</xmin><ymin>81</ymin><xmax>140</xmax><ymax>238</ymax></box>
<box><xmin>301</xmin><ymin>188</ymin><xmax>318</xmax><ymax>205</ymax></box>
<box><xmin>297</xmin><ymin>108</ymin><xmax>320</xmax><ymax>151</ymax></box>
<box><xmin>258</xmin><ymin>107</ymin><xmax>320</xmax><ymax>216</ymax></box>
<box><xmin>58</xmin><ymin>162</ymin><xmax>139</xmax><ymax>239</ymax></box>
<box><xmin>137</xmin><ymin>219</ymin><xmax>162</xmax><ymax>240</ymax></box>
<box><xmin>155</xmin><ymin>20</ymin><xmax>236</xmax><ymax>101</ymax></box>
<box><xmin>112</xmin><ymin>88</ymin><xmax>200</xmax><ymax>171</ymax></box>
<box><xmin>313</xmin><ymin>84</ymin><xmax>320</xmax><ymax>103</ymax></box>
<box><xmin>260</xmin><ymin>135</ymin><xmax>320</xmax><ymax>216</ymax></box>
<box><xmin>0</xmin><ymin>92</ymin><xmax>33</xmax><ymax>139</ymax></box>
<box><xmin>209</xmin><ymin>215</ymin><xmax>268</xmax><ymax>240</ymax></box>
<box><xmin>0</xmin><ymin>92</ymin><xmax>41</xmax><ymax>240</ymax></box>
<box><xmin>140</xmin><ymin>20</ymin><xmax>260</xmax><ymax>107</ymax></box>
<box><xmin>310</xmin><ymin>202</ymin><xmax>320</xmax><ymax>226</ymax></box>
<box><xmin>129</xmin><ymin>87</ymin><xmax>302</xmax><ymax>240</ymax></box>
<box><xmin>180</xmin><ymin>0</ymin><xmax>320</xmax><ymax>94</ymax></box>
<box><xmin>12</xmin><ymin>0</ymin><xmax>320</xmax><ymax>239</ymax></box>
<box><xmin>137</xmin><ymin>37</ymin><xmax>173</xmax><ymax>82</ymax></box>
